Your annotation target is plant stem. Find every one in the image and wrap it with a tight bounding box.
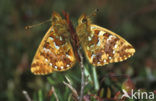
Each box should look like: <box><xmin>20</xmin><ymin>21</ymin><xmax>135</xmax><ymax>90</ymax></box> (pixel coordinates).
<box><xmin>63</xmin><ymin>81</ymin><xmax>79</xmax><ymax>100</ymax></box>
<box><xmin>51</xmin><ymin>86</ymin><xmax>59</xmax><ymax>101</ymax></box>
<box><xmin>78</xmin><ymin>49</ymin><xmax>85</xmax><ymax>101</ymax></box>
<box><xmin>22</xmin><ymin>90</ymin><xmax>32</xmax><ymax>101</ymax></box>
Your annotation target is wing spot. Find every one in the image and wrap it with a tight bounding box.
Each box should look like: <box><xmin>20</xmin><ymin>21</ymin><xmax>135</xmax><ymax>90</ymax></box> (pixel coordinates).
<box><xmin>51</xmin><ymin>28</ymin><xmax>54</xmax><ymax>32</ymax></box>
<box><xmin>60</xmin><ymin>66</ymin><xmax>64</xmax><ymax>69</ymax></box>
<box><xmin>49</xmin><ymin>37</ymin><xmax>54</xmax><ymax>41</ymax></box>
<box><xmin>87</xmin><ymin>46</ymin><xmax>90</xmax><ymax>50</ymax></box>
<box><xmin>60</xmin><ymin>37</ymin><xmax>62</xmax><ymax>41</ymax></box>
<box><xmin>45</xmin><ymin>58</ymin><xmax>48</xmax><ymax>62</ymax></box>
<box><xmin>113</xmin><ymin>50</ymin><xmax>115</xmax><ymax>54</ymax></box>
<box><xmin>43</xmin><ymin>47</ymin><xmax>46</xmax><ymax>51</ymax></box>
<box><xmin>90</xmin><ymin>45</ymin><xmax>94</xmax><ymax>48</ymax></box>
<box><xmin>49</xmin><ymin>63</ymin><xmax>52</xmax><ymax>66</ymax></box>
<box><xmin>54</xmin><ymin>42</ymin><xmax>60</xmax><ymax>49</ymax></box>
<box><xmin>98</xmin><ymin>31</ymin><xmax>106</xmax><ymax>36</ymax></box>
<box><xmin>66</xmin><ymin>54</ymin><xmax>71</xmax><ymax>58</ymax></box>
<box><xmin>114</xmin><ymin>44</ymin><xmax>118</xmax><ymax>49</ymax></box>
<box><xmin>91</xmin><ymin>26</ymin><xmax>96</xmax><ymax>30</ymax></box>
<box><xmin>107</xmin><ymin>35</ymin><xmax>116</xmax><ymax>42</ymax></box>
<box><xmin>67</xmin><ymin>64</ymin><xmax>70</xmax><ymax>67</ymax></box>
<box><xmin>97</xmin><ymin>40</ymin><xmax>101</xmax><ymax>46</ymax></box>
<box><xmin>91</xmin><ymin>54</ymin><xmax>96</xmax><ymax>61</ymax></box>
<box><xmin>109</xmin><ymin>56</ymin><xmax>112</xmax><ymax>60</ymax></box>
<box><xmin>43</xmin><ymin>48</ymin><xmax>51</xmax><ymax>53</ymax></box>
<box><xmin>46</xmin><ymin>49</ymin><xmax>50</xmax><ymax>52</ymax></box>
<box><xmin>104</xmin><ymin>59</ymin><xmax>106</xmax><ymax>63</ymax></box>
<box><xmin>88</xmin><ymin>36</ymin><xmax>92</xmax><ymax>41</ymax></box>
<box><xmin>54</xmin><ymin>66</ymin><xmax>58</xmax><ymax>69</ymax></box>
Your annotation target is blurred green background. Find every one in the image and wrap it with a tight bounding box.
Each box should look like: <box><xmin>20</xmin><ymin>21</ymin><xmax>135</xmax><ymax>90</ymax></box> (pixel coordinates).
<box><xmin>0</xmin><ymin>0</ymin><xmax>156</xmax><ymax>101</ymax></box>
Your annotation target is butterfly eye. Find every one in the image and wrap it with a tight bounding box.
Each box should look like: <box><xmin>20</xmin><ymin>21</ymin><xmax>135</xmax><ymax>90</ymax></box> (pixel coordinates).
<box><xmin>82</xmin><ymin>18</ymin><xmax>87</xmax><ymax>23</ymax></box>
<box><xmin>52</xmin><ymin>17</ymin><xmax>58</xmax><ymax>22</ymax></box>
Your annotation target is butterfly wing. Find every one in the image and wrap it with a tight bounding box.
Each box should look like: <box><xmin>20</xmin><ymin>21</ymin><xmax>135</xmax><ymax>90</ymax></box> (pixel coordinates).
<box><xmin>80</xmin><ymin>24</ymin><xmax>135</xmax><ymax>66</ymax></box>
<box><xmin>31</xmin><ymin>25</ymin><xmax>76</xmax><ymax>75</ymax></box>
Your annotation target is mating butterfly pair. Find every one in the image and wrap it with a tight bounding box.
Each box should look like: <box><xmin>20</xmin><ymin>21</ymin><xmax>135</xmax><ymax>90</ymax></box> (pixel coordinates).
<box><xmin>31</xmin><ymin>12</ymin><xmax>135</xmax><ymax>75</ymax></box>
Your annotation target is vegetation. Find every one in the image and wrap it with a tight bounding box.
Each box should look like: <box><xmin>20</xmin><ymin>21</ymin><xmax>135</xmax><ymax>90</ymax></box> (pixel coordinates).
<box><xmin>0</xmin><ymin>0</ymin><xmax>156</xmax><ymax>101</ymax></box>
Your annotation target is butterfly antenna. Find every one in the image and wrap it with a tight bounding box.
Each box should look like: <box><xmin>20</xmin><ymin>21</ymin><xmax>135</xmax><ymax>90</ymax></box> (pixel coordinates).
<box><xmin>25</xmin><ymin>19</ymin><xmax>52</xmax><ymax>30</ymax></box>
<box><xmin>88</xmin><ymin>8</ymin><xmax>99</xmax><ymax>18</ymax></box>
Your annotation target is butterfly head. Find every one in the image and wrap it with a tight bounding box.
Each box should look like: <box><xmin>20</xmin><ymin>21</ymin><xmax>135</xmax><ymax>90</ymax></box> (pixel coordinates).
<box><xmin>78</xmin><ymin>14</ymin><xmax>92</xmax><ymax>26</ymax></box>
<box><xmin>76</xmin><ymin>14</ymin><xmax>92</xmax><ymax>43</ymax></box>
<box><xmin>51</xmin><ymin>12</ymin><xmax>63</xmax><ymax>23</ymax></box>
<box><xmin>51</xmin><ymin>12</ymin><xmax>70</xmax><ymax>36</ymax></box>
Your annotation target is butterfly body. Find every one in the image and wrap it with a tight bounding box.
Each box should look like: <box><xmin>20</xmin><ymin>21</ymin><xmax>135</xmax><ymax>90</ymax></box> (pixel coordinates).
<box><xmin>31</xmin><ymin>12</ymin><xmax>135</xmax><ymax>75</ymax></box>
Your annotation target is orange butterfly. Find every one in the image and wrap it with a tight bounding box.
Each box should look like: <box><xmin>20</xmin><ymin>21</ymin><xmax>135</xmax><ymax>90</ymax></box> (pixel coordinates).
<box><xmin>31</xmin><ymin>12</ymin><xmax>135</xmax><ymax>75</ymax></box>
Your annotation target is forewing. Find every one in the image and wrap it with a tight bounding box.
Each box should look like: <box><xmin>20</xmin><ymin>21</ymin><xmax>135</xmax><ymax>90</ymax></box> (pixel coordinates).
<box><xmin>83</xmin><ymin>24</ymin><xmax>135</xmax><ymax>66</ymax></box>
<box><xmin>31</xmin><ymin>26</ymin><xmax>76</xmax><ymax>75</ymax></box>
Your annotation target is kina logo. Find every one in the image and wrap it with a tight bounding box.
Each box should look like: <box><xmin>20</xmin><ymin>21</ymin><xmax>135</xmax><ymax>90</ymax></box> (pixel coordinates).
<box><xmin>121</xmin><ymin>89</ymin><xmax>155</xmax><ymax>100</ymax></box>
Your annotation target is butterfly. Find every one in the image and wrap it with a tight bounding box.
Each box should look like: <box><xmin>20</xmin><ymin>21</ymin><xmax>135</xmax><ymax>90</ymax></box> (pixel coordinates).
<box><xmin>31</xmin><ymin>12</ymin><xmax>135</xmax><ymax>75</ymax></box>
